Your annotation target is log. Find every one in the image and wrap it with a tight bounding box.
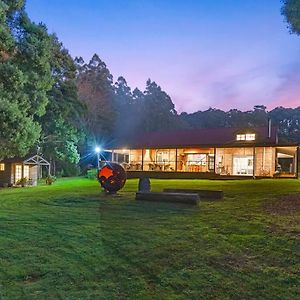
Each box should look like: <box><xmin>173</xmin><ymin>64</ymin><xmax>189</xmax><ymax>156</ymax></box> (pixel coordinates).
<box><xmin>135</xmin><ymin>192</ymin><xmax>200</xmax><ymax>205</ymax></box>
<box><xmin>163</xmin><ymin>188</ymin><xmax>223</xmax><ymax>199</ymax></box>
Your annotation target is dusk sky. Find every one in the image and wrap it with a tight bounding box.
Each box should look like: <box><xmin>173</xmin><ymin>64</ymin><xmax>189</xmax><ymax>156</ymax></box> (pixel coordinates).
<box><xmin>26</xmin><ymin>0</ymin><xmax>300</xmax><ymax>113</ymax></box>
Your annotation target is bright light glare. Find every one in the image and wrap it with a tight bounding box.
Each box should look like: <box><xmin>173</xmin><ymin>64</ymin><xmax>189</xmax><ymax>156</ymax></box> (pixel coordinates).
<box><xmin>95</xmin><ymin>146</ymin><xmax>101</xmax><ymax>153</ymax></box>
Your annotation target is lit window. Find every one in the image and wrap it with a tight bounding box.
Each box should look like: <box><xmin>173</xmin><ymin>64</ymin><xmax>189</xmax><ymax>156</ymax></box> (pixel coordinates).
<box><xmin>0</xmin><ymin>163</ymin><xmax>4</xmax><ymax>171</ymax></box>
<box><xmin>236</xmin><ymin>133</ymin><xmax>256</xmax><ymax>141</ymax></box>
<box><xmin>246</xmin><ymin>133</ymin><xmax>256</xmax><ymax>141</ymax></box>
<box><xmin>187</xmin><ymin>154</ymin><xmax>207</xmax><ymax>166</ymax></box>
<box><xmin>24</xmin><ymin>165</ymin><xmax>30</xmax><ymax>179</ymax></box>
<box><xmin>156</xmin><ymin>151</ymin><xmax>169</xmax><ymax>162</ymax></box>
<box><xmin>236</xmin><ymin>134</ymin><xmax>246</xmax><ymax>141</ymax></box>
<box><xmin>15</xmin><ymin>165</ymin><xmax>22</xmax><ymax>181</ymax></box>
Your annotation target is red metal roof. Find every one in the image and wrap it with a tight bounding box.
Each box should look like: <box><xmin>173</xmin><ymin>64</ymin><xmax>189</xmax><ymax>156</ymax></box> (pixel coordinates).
<box><xmin>112</xmin><ymin>126</ymin><xmax>279</xmax><ymax>149</ymax></box>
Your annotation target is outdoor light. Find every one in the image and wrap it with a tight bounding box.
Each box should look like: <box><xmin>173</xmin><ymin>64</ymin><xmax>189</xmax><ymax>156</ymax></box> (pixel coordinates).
<box><xmin>95</xmin><ymin>146</ymin><xmax>101</xmax><ymax>153</ymax></box>
<box><xmin>95</xmin><ymin>146</ymin><xmax>102</xmax><ymax>169</ymax></box>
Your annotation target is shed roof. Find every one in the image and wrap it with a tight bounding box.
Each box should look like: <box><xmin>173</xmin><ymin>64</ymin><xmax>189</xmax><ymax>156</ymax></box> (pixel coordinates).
<box><xmin>0</xmin><ymin>154</ymin><xmax>50</xmax><ymax>165</ymax></box>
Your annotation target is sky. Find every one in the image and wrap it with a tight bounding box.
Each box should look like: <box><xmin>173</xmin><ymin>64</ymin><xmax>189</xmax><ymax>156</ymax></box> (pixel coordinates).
<box><xmin>26</xmin><ymin>0</ymin><xmax>300</xmax><ymax>113</ymax></box>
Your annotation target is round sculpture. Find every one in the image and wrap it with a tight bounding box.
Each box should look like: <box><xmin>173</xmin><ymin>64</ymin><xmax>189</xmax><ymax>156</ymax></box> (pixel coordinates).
<box><xmin>97</xmin><ymin>163</ymin><xmax>126</xmax><ymax>193</ymax></box>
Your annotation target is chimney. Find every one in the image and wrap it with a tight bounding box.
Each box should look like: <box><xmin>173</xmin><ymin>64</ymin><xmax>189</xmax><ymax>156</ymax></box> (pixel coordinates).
<box><xmin>268</xmin><ymin>118</ymin><xmax>272</xmax><ymax>139</ymax></box>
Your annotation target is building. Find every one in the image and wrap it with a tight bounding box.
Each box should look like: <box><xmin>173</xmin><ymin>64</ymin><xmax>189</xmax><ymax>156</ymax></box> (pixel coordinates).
<box><xmin>105</xmin><ymin>126</ymin><xmax>298</xmax><ymax>179</ymax></box>
<box><xmin>0</xmin><ymin>155</ymin><xmax>50</xmax><ymax>187</ymax></box>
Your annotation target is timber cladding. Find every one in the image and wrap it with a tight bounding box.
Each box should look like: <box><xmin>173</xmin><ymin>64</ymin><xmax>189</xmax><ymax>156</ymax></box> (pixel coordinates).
<box><xmin>0</xmin><ymin>162</ymin><xmax>12</xmax><ymax>186</ymax></box>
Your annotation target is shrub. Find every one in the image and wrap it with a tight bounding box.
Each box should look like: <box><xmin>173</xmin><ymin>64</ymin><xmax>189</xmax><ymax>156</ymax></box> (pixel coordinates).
<box><xmin>86</xmin><ymin>168</ymin><xmax>97</xmax><ymax>180</ymax></box>
<box><xmin>16</xmin><ymin>177</ymin><xmax>28</xmax><ymax>187</ymax></box>
<box><xmin>45</xmin><ymin>175</ymin><xmax>56</xmax><ymax>185</ymax></box>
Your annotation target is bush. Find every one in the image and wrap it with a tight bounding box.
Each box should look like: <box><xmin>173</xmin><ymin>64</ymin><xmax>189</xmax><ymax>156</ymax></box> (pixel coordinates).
<box><xmin>16</xmin><ymin>177</ymin><xmax>28</xmax><ymax>187</ymax></box>
<box><xmin>86</xmin><ymin>168</ymin><xmax>97</xmax><ymax>180</ymax></box>
<box><xmin>53</xmin><ymin>161</ymin><xmax>81</xmax><ymax>177</ymax></box>
<box><xmin>45</xmin><ymin>175</ymin><xmax>56</xmax><ymax>185</ymax></box>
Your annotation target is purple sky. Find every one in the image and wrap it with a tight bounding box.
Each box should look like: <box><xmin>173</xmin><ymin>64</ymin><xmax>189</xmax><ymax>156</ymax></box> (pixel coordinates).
<box><xmin>26</xmin><ymin>0</ymin><xmax>300</xmax><ymax>113</ymax></box>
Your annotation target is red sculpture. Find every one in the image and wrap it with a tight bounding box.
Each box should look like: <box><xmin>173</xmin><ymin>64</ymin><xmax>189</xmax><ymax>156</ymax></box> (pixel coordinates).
<box><xmin>97</xmin><ymin>163</ymin><xmax>126</xmax><ymax>193</ymax></box>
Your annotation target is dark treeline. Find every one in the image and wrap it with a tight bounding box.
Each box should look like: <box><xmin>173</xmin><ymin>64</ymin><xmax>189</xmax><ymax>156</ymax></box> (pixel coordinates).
<box><xmin>182</xmin><ymin>106</ymin><xmax>300</xmax><ymax>143</ymax></box>
<box><xmin>76</xmin><ymin>54</ymin><xmax>300</xmax><ymax>146</ymax></box>
<box><xmin>1</xmin><ymin>0</ymin><xmax>300</xmax><ymax>176</ymax></box>
<box><xmin>75</xmin><ymin>54</ymin><xmax>181</xmax><ymax>142</ymax></box>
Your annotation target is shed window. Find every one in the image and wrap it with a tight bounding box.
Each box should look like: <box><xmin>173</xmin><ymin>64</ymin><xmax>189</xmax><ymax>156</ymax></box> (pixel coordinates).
<box><xmin>236</xmin><ymin>133</ymin><xmax>256</xmax><ymax>141</ymax></box>
<box><xmin>24</xmin><ymin>165</ymin><xmax>30</xmax><ymax>179</ymax></box>
<box><xmin>15</xmin><ymin>165</ymin><xmax>22</xmax><ymax>182</ymax></box>
<box><xmin>0</xmin><ymin>163</ymin><xmax>4</xmax><ymax>171</ymax></box>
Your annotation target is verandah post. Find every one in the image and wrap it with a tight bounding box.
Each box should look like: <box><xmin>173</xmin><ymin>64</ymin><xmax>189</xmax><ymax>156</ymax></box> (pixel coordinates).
<box><xmin>213</xmin><ymin>147</ymin><xmax>216</xmax><ymax>174</ymax></box>
<box><xmin>296</xmin><ymin>146</ymin><xmax>299</xmax><ymax>179</ymax></box>
<box><xmin>253</xmin><ymin>147</ymin><xmax>256</xmax><ymax>179</ymax></box>
<box><xmin>175</xmin><ymin>148</ymin><xmax>178</xmax><ymax>172</ymax></box>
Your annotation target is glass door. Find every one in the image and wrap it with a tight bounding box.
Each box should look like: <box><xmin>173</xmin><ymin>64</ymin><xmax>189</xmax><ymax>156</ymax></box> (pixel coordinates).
<box><xmin>233</xmin><ymin>156</ymin><xmax>253</xmax><ymax>175</ymax></box>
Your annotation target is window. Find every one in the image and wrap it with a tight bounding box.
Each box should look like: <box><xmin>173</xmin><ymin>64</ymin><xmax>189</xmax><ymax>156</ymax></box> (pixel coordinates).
<box><xmin>208</xmin><ymin>155</ymin><xmax>215</xmax><ymax>171</ymax></box>
<box><xmin>15</xmin><ymin>165</ymin><xmax>22</xmax><ymax>182</ymax></box>
<box><xmin>236</xmin><ymin>134</ymin><xmax>245</xmax><ymax>141</ymax></box>
<box><xmin>0</xmin><ymin>163</ymin><xmax>4</xmax><ymax>171</ymax></box>
<box><xmin>186</xmin><ymin>154</ymin><xmax>207</xmax><ymax>166</ymax></box>
<box><xmin>246</xmin><ymin>133</ymin><xmax>256</xmax><ymax>141</ymax></box>
<box><xmin>24</xmin><ymin>165</ymin><xmax>30</xmax><ymax>179</ymax></box>
<box><xmin>236</xmin><ymin>133</ymin><xmax>255</xmax><ymax>141</ymax></box>
<box><xmin>156</xmin><ymin>151</ymin><xmax>169</xmax><ymax>163</ymax></box>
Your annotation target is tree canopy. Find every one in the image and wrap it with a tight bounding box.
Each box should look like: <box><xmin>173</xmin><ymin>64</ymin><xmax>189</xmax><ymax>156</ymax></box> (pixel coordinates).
<box><xmin>76</xmin><ymin>54</ymin><xmax>116</xmax><ymax>142</ymax></box>
<box><xmin>282</xmin><ymin>0</ymin><xmax>300</xmax><ymax>35</ymax></box>
<box><xmin>0</xmin><ymin>0</ymin><xmax>85</xmax><ymax>176</ymax></box>
<box><xmin>0</xmin><ymin>0</ymin><xmax>53</xmax><ymax>159</ymax></box>
<box><xmin>40</xmin><ymin>35</ymin><xmax>86</xmax><ymax>175</ymax></box>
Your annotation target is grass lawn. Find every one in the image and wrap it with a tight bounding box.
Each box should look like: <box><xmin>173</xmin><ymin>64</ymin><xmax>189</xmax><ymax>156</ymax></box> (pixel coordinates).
<box><xmin>0</xmin><ymin>177</ymin><xmax>299</xmax><ymax>299</ymax></box>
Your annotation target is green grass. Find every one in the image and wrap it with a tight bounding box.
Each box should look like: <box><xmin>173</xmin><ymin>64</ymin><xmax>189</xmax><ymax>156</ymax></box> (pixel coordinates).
<box><xmin>0</xmin><ymin>178</ymin><xmax>299</xmax><ymax>299</ymax></box>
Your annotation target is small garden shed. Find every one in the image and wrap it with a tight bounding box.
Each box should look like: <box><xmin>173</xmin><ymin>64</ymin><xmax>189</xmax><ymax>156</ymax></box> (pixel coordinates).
<box><xmin>0</xmin><ymin>155</ymin><xmax>50</xmax><ymax>187</ymax></box>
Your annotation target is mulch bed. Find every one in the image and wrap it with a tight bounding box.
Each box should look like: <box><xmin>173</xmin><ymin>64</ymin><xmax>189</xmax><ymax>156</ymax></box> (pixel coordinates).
<box><xmin>264</xmin><ymin>194</ymin><xmax>300</xmax><ymax>215</ymax></box>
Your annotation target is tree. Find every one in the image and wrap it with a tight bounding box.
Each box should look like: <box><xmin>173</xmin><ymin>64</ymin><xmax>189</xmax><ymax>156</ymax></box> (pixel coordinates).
<box><xmin>180</xmin><ymin>108</ymin><xmax>226</xmax><ymax>129</ymax></box>
<box><xmin>248</xmin><ymin>105</ymin><xmax>268</xmax><ymax>127</ymax></box>
<box><xmin>282</xmin><ymin>0</ymin><xmax>300</xmax><ymax>35</ymax></box>
<box><xmin>181</xmin><ymin>106</ymin><xmax>268</xmax><ymax>130</ymax></box>
<box><xmin>113</xmin><ymin>76</ymin><xmax>135</xmax><ymax>138</ymax></box>
<box><xmin>114</xmin><ymin>76</ymin><xmax>132</xmax><ymax>108</ymax></box>
<box><xmin>40</xmin><ymin>35</ymin><xmax>85</xmax><ymax>175</ymax></box>
<box><xmin>0</xmin><ymin>1</ymin><xmax>53</xmax><ymax>159</ymax></box>
<box><xmin>142</xmin><ymin>79</ymin><xmax>180</xmax><ymax>132</ymax></box>
<box><xmin>76</xmin><ymin>54</ymin><xmax>116</xmax><ymax>142</ymax></box>
<box><xmin>269</xmin><ymin>106</ymin><xmax>300</xmax><ymax>142</ymax></box>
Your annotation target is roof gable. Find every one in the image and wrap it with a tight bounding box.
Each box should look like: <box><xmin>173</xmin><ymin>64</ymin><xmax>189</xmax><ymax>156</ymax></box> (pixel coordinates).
<box><xmin>0</xmin><ymin>154</ymin><xmax>50</xmax><ymax>165</ymax></box>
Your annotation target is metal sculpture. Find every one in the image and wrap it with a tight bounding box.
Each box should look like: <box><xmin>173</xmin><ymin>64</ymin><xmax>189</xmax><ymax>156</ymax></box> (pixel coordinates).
<box><xmin>97</xmin><ymin>163</ymin><xmax>126</xmax><ymax>193</ymax></box>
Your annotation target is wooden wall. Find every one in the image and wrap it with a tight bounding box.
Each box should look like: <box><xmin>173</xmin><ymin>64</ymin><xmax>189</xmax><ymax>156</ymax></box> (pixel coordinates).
<box><xmin>29</xmin><ymin>165</ymin><xmax>38</xmax><ymax>186</ymax></box>
<box><xmin>0</xmin><ymin>162</ymin><xmax>13</xmax><ymax>186</ymax></box>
